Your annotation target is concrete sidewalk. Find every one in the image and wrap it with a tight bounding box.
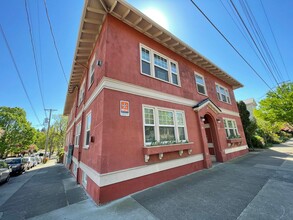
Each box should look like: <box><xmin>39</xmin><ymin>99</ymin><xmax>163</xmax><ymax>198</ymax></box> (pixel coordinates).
<box><xmin>1</xmin><ymin>139</ymin><xmax>293</xmax><ymax>219</ymax></box>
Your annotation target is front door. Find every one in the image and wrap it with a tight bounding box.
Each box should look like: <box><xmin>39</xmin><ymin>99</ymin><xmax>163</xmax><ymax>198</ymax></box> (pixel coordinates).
<box><xmin>204</xmin><ymin>123</ymin><xmax>216</xmax><ymax>162</ymax></box>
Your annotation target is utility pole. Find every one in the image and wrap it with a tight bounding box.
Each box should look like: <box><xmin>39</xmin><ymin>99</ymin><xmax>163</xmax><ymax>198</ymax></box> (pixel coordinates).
<box><xmin>44</xmin><ymin>108</ymin><xmax>57</xmax><ymax>160</ymax></box>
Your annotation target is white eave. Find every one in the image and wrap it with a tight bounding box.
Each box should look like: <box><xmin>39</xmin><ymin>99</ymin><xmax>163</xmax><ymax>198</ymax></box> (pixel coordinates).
<box><xmin>64</xmin><ymin>0</ymin><xmax>243</xmax><ymax>115</ymax></box>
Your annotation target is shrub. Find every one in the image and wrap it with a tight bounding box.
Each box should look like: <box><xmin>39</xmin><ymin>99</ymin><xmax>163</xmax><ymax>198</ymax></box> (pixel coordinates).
<box><xmin>251</xmin><ymin>135</ymin><xmax>265</xmax><ymax>148</ymax></box>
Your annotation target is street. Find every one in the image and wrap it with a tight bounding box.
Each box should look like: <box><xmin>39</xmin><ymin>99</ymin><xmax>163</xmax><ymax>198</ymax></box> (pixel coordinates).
<box><xmin>0</xmin><ymin>139</ymin><xmax>293</xmax><ymax>220</ymax></box>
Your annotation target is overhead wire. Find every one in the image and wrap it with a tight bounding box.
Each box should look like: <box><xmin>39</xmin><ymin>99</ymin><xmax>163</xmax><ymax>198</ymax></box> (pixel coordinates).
<box><xmin>219</xmin><ymin>0</ymin><xmax>275</xmax><ymax>86</ymax></box>
<box><xmin>43</xmin><ymin>0</ymin><xmax>68</xmax><ymax>84</ymax></box>
<box><xmin>189</xmin><ymin>0</ymin><xmax>273</xmax><ymax>91</ymax></box>
<box><xmin>240</xmin><ymin>0</ymin><xmax>284</xmax><ymax>83</ymax></box>
<box><xmin>0</xmin><ymin>24</ymin><xmax>42</xmax><ymax>126</ymax></box>
<box><xmin>260</xmin><ymin>0</ymin><xmax>291</xmax><ymax>81</ymax></box>
<box><xmin>24</xmin><ymin>0</ymin><xmax>47</xmax><ymax>119</ymax></box>
<box><xmin>229</xmin><ymin>0</ymin><xmax>280</xmax><ymax>86</ymax></box>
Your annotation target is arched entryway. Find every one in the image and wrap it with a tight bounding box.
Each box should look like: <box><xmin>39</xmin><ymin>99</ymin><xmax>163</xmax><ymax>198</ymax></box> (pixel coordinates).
<box><xmin>203</xmin><ymin>114</ymin><xmax>221</xmax><ymax>162</ymax></box>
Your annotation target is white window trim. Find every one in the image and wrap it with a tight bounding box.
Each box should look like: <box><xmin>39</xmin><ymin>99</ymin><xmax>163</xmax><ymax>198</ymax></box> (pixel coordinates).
<box><xmin>140</xmin><ymin>43</ymin><xmax>181</xmax><ymax>87</ymax></box>
<box><xmin>78</xmin><ymin>80</ymin><xmax>85</xmax><ymax>106</ymax></box>
<box><xmin>195</xmin><ymin>72</ymin><xmax>208</xmax><ymax>96</ymax></box>
<box><xmin>88</xmin><ymin>54</ymin><xmax>96</xmax><ymax>89</ymax></box>
<box><xmin>142</xmin><ymin>105</ymin><xmax>188</xmax><ymax>146</ymax></box>
<box><xmin>215</xmin><ymin>83</ymin><xmax>231</xmax><ymax>104</ymax></box>
<box><xmin>82</xmin><ymin>171</ymin><xmax>87</xmax><ymax>188</ymax></box>
<box><xmin>74</xmin><ymin>122</ymin><xmax>81</xmax><ymax>148</ymax></box>
<box><xmin>223</xmin><ymin>118</ymin><xmax>239</xmax><ymax>138</ymax></box>
<box><xmin>84</xmin><ymin>111</ymin><xmax>91</xmax><ymax>149</ymax></box>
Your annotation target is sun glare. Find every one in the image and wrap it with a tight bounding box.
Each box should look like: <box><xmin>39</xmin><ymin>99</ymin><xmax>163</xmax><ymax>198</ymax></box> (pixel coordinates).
<box><xmin>142</xmin><ymin>7</ymin><xmax>169</xmax><ymax>30</ymax></box>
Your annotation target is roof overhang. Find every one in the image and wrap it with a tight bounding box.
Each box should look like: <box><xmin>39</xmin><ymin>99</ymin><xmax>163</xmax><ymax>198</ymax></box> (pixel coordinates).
<box><xmin>193</xmin><ymin>98</ymin><xmax>222</xmax><ymax>114</ymax></box>
<box><xmin>64</xmin><ymin>0</ymin><xmax>243</xmax><ymax>115</ymax></box>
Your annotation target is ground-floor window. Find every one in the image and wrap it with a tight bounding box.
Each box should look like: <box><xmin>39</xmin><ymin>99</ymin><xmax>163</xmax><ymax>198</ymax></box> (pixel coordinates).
<box><xmin>143</xmin><ymin>105</ymin><xmax>188</xmax><ymax>145</ymax></box>
<box><xmin>224</xmin><ymin>118</ymin><xmax>239</xmax><ymax>138</ymax></box>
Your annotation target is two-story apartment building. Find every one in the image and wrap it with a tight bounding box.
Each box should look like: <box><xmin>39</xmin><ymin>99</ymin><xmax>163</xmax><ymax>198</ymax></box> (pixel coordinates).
<box><xmin>63</xmin><ymin>0</ymin><xmax>248</xmax><ymax>204</ymax></box>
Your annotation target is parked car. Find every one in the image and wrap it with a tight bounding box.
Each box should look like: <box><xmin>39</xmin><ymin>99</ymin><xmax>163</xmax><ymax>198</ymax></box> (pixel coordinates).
<box><xmin>31</xmin><ymin>157</ymin><xmax>38</xmax><ymax>167</ymax></box>
<box><xmin>0</xmin><ymin>160</ymin><xmax>11</xmax><ymax>183</ymax></box>
<box><xmin>21</xmin><ymin>157</ymin><xmax>30</xmax><ymax>171</ymax></box>
<box><xmin>23</xmin><ymin>157</ymin><xmax>34</xmax><ymax>169</ymax></box>
<box><xmin>4</xmin><ymin>158</ymin><xmax>25</xmax><ymax>175</ymax></box>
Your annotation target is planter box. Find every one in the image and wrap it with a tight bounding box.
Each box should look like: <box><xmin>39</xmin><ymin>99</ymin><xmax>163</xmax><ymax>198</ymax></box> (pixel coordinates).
<box><xmin>143</xmin><ymin>143</ymin><xmax>193</xmax><ymax>162</ymax></box>
<box><xmin>227</xmin><ymin>138</ymin><xmax>242</xmax><ymax>147</ymax></box>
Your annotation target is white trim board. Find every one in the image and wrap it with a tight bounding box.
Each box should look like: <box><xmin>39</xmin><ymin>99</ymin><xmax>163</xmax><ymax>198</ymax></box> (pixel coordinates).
<box><xmin>78</xmin><ymin>154</ymin><xmax>203</xmax><ymax>187</ymax></box>
<box><xmin>225</xmin><ymin>145</ymin><xmax>248</xmax><ymax>154</ymax></box>
<box><xmin>66</xmin><ymin>77</ymin><xmax>240</xmax><ymax>133</ymax></box>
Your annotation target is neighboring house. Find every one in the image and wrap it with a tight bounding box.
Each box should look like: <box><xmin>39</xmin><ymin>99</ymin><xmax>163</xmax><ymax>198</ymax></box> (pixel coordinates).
<box><xmin>63</xmin><ymin>0</ymin><xmax>248</xmax><ymax>204</ymax></box>
<box><xmin>243</xmin><ymin>98</ymin><xmax>257</xmax><ymax>120</ymax></box>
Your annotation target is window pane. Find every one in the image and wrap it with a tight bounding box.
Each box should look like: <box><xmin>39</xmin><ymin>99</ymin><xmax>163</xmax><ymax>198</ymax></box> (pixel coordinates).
<box><xmin>86</xmin><ymin>131</ymin><xmax>90</xmax><ymax>145</ymax></box>
<box><xmin>141</xmin><ymin>48</ymin><xmax>150</xmax><ymax>61</ymax></box>
<box><xmin>171</xmin><ymin>62</ymin><xmax>177</xmax><ymax>73</ymax></box>
<box><xmin>145</xmin><ymin>126</ymin><xmax>155</xmax><ymax>142</ymax></box>
<box><xmin>86</xmin><ymin>115</ymin><xmax>91</xmax><ymax>130</ymax></box>
<box><xmin>225</xmin><ymin>129</ymin><xmax>229</xmax><ymax>138</ymax></box>
<box><xmin>159</xmin><ymin>127</ymin><xmax>175</xmax><ymax>141</ymax></box>
<box><xmin>155</xmin><ymin>66</ymin><xmax>169</xmax><ymax>81</ymax></box>
<box><xmin>154</xmin><ymin>54</ymin><xmax>168</xmax><ymax>69</ymax></box>
<box><xmin>229</xmin><ymin>129</ymin><xmax>235</xmax><ymax>137</ymax></box>
<box><xmin>195</xmin><ymin>75</ymin><xmax>204</xmax><ymax>85</ymax></box>
<box><xmin>159</xmin><ymin>110</ymin><xmax>174</xmax><ymax>125</ymax></box>
<box><xmin>176</xmin><ymin>112</ymin><xmax>184</xmax><ymax>126</ymax></box>
<box><xmin>172</xmin><ymin>73</ymin><xmax>178</xmax><ymax>85</ymax></box>
<box><xmin>197</xmin><ymin>84</ymin><xmax>206</xmax><ymax>94</ymax></box>
<box><xmin>142</xmin><ymin>61</ymin><xmax>151</xmax><ymax>75</ymax></box>
<box><xmin>178</xmin><ymin>127</ymin><xmax>185</xmax><ymax>140</ymax></box>
<box><xmin>228</xmin><ymin>120</ymin><xmax>233</xmax><ymax>128</ymax></box>
<box><xmin>144</xmin><ymin>108</ymin><xmax>154</xmax><ymax>125</ymax></box>
<box><xmin>221</xmin><ymin>94</ymin><xmax>227</xmax><ymax>102</ymax></box>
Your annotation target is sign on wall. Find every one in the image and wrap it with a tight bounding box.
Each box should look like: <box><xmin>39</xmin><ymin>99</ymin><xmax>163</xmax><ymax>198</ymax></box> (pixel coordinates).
<box><xmin>120</xmin><ymin>100</ymin><xmax>130</xmax><ymax>116</ymax></box>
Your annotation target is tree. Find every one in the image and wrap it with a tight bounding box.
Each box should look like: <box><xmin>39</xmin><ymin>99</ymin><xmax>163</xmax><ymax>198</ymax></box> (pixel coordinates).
<box><xmin>0</xmin><ymin>107</ymin><xmax>36</xmax><ymax>158</ymax></box>
<box><xmin>256</xmin><ymin>83</ymin><xmax>293</xmax><ymax>126</ymax></box>
<box><xmin>237</xmin><ymin>101</ymin><xmax>257</xmax><ymax>148</ymax></box>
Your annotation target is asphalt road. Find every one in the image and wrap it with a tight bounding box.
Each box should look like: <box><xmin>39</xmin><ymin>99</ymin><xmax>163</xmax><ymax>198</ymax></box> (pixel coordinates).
<box><xmin>0</xmin><ymin>139</ymin><xmax>293</xmax><ymax>220</ymax></box>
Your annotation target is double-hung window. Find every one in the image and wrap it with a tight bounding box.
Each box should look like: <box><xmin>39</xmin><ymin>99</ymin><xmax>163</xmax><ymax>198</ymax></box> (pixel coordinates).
<box><xmin>216</xmin><ymin>84</ymin><xmax>231</xmax><ymax>104</ymax></box>
<box><xmin>88</xmin><ymin>55</ymin><xmax>95</xmax><ymax>89</ymax></box>
<box><xmin>140</xmin><ymin>44</ymin><xmax>180</xmax><ymax>86</ymax></box>
<box><xmin>224</xmin><ymin>118</ymin><xmax>239</xmax><ymax>138</ymax></box>
<box><xmin>78</xmin><ymin>81</ymin><xmax>85</xmax><ymax>106</ymax></box>
<box><xmin>84</xmin><ymin>112</ymin><xmax>91</xmax><ymax>148</ymax></box>
<box><xmin>195</xmin><ymin>73</ymin><xmax>207</xmax><ymax>95</ymax></box>
<box><xmin>74</xmin><ymin>122</ymin><xmax>81</xmax><ymax>147</ymax></box>
<box><xmin>143</xmin><ymin>106</ymin><xmax>188</xmax><ymax>145</ymax></box>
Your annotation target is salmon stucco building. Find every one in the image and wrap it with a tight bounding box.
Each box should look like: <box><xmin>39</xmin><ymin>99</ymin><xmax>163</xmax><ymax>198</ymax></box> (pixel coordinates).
<box><xmin>63</xmin><ymin>0</ymin><xmax>248</xmax><ymax>204</ymax></box>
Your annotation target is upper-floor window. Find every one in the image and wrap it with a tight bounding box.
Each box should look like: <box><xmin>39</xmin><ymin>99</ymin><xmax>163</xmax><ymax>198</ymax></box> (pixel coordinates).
<box><xmin>143</xmin><ymin>105</ymin><xmax>188</xmax><ymax>146</ymax></box>
<box><xmin>88</xmin><ymin>54</ymin><xmax>95</xmax><ymax>89</ymax></box>
<box><xmin>84</xmin><ymin>112</ymin><xmax>91</xmax><ymax>148</ymax></box>
<box><xmin>140</xmin><ymin>44</ymin><xmax>180</xmax><ymax>86</ymax></box>
<box><xmin>216</xmin><ymin>84</ymin><xmax>231</xmax><ymax>104</ymax></box>
<box><xmin>195</xmin><ymin>73</ymin><xmax>207</xmax><ymax>95</ymax></box>
<box><xmin>74</xmin><ymin>122</ymin><xmax>81</xmax><ymax>147</ymax></box>
<box><xmin>224</xmin><ymin>118</ymin><xmax>239</xmax><ymax>138</ymax></box>
<box><xmin>78</xmin><ymin>80</ymin><xmax>85</xmax><ymax>106</ymax></box>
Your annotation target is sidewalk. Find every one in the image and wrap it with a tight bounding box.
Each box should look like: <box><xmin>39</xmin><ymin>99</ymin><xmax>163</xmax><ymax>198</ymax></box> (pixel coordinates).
<box><xmin>1</xmin><ymin>139</ymin><xmax>293</xmax><ymax>219</ymax></box>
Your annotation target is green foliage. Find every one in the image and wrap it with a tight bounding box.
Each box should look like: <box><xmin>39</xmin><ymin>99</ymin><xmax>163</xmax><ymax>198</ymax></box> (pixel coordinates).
<box><xmin>256</xmin><ymin>83</ymin><xmax>293</xmax><ymax>126</ymax></box>
<box><xmin>251</xmin><ymin>135</ymin><xmax>265</xmax><ymax>148</ymax></box>
<box><xmin>0</xmin><ymin>107</ymin><xmax>37</xmax><ymax>158</ymax></box>
<box><xmin>237</xmin><ymin>101</ymin><xmax>257</xmax><ymax>148</ymax></box>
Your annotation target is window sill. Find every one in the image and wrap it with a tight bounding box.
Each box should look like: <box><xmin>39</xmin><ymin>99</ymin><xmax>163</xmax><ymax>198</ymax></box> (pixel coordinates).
<box><xmin>83</xmin><ymin>146</ymin><xmax>89</xmax><ymax>150</ymax></box>
<box><xmin>141</xmin><ymin>72</ymin><xmax>181</xmax><ymax>88</ymax></box>
<box><xmin>74</xmin><ymin>145</ymin><xmax>79</xmax><ymax>148</ymax></box>
<box><xmin>143</xmin><ymin>142</ymin><xmax>193</xmax><ymax>162</ymax></box>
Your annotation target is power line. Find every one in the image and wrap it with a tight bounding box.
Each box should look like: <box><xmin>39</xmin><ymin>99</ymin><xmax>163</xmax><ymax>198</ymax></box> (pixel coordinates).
<box><xmin>239</xmin><ymin>0</ymin><xmax>284</xmax><ymax>83</ymax></box>
<box><xmin>43</xmin><ymin>0</ymin><xmax>68</xmax><ymax>84</ymax></box>
<box><xmin>220</xmin><ymin>0</ymin><xmax>275</xmax><ymax>86</ymax></box>
<box><xmin>24</xmin><ymin>0</ymin><xmax>47</xmax><ymax>119</ymax></box>
<box><xmin>260</xmin><ymin>0</ymin><xmax>291</xmax><ymax>81</ymax></box>
<box><xmin>0</xmin><ymin>24</ymin><xmax>42</xmax><ymax>126</ymax></box>
<box><xmin>229</xmin><ymin>0</ymin><xmax>279</xmax><ymax>86</ymax></box>
<box><xmin>189</xmin><ymin>0</ymin><xmax>273</xmax><ymax>91</ymax></box>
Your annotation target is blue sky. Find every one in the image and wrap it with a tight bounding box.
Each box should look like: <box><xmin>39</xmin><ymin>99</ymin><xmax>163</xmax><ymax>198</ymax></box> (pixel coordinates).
<box><xmin>0</xmin><ymin>0</ymin><xmax>292</xmax><ymax>128</ymax></box>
